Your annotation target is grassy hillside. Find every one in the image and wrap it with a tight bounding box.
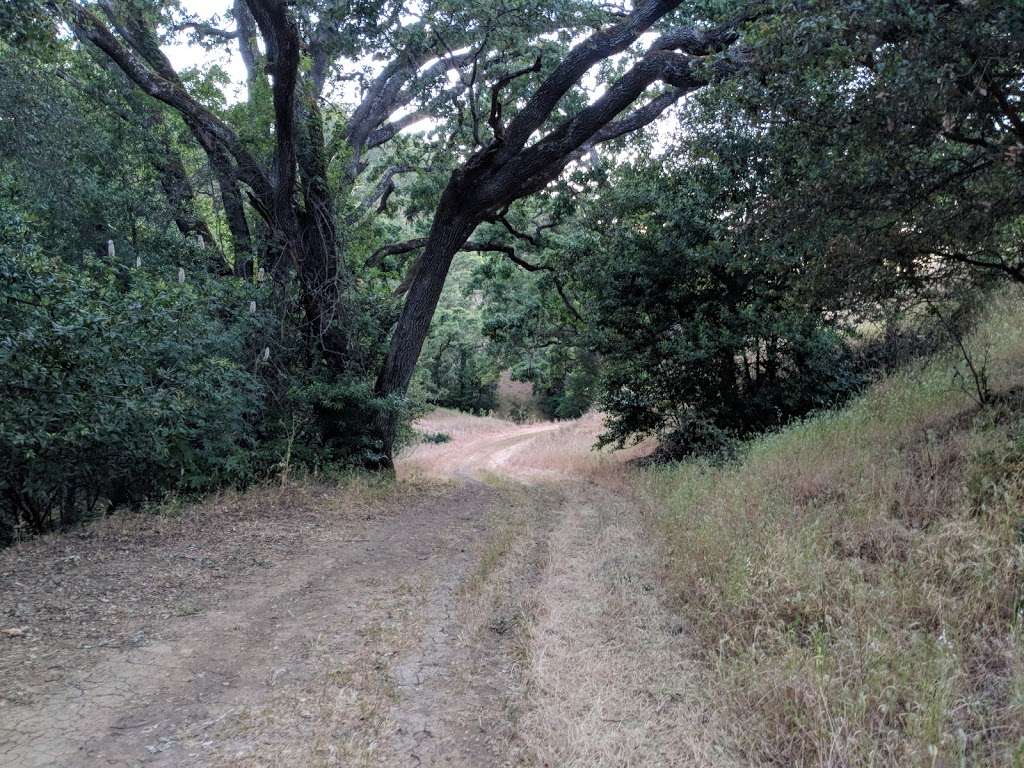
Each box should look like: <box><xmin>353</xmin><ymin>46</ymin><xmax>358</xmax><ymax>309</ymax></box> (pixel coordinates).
<box><xmin>644</xmin><ymin>291</ymin><xmax>1024</xmax><ymax>766</ymax></box>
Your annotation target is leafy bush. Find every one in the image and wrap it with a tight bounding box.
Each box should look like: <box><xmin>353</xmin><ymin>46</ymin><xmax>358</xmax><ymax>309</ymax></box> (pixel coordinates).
<box><xmin>566</xmin><ymin>159</ymin><xmax>865</xmax><ymax>459</ymax></box>
<box><xmin>0</xmin><ymin>214</ymin><xmax>262</xmax><ymax>543</ymax></box>
<box><xmin>286</xmin><ymin>374</ymin><xmax>405</xmax><ymax>471</ymax></box>
<box><xmin>528</xmin><ymin>352</ymin><xmax>599</xmax><ymax>421</ymax></box>
<box><xmin>597</xmin><ymin>313</ymin><xmax>862</xmax><ymax>459</ymax></box>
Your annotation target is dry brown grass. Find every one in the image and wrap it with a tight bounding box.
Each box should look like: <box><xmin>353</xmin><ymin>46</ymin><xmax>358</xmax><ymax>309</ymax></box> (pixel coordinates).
<box><xmin>644</xmin><ymin>291</ymin><xmax>1024</xmax><ymax>766</ymax></box>
<box><xmin>502</xmin><ymin>412</ymin><xmax>655</xmax><ymax>485</ymax></box>
<box><xmin>518</xmin><ymin>488</ymin><xmax>733</xmax><ymax>767</ymax></box>
<box><xmin>400</xmin><ymin>408</ymin><xmax>652</xmax><ymax>486</ymax></box>
<box><xmin>413</xmin><ymin>407</ymin><xmax>515</xmax><ymax>439</ymax></box>
<box><xmin>402</xmin><ymin>408</ymin><xmax>719</xmax><ymax>765</ymax></box>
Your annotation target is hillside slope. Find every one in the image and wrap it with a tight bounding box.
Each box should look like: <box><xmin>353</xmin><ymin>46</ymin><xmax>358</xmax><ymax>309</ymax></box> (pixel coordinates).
<box><xmin>645</xmin><ymin>292</ymin><xmax>1024</xmax><ymax>765</ymax></box>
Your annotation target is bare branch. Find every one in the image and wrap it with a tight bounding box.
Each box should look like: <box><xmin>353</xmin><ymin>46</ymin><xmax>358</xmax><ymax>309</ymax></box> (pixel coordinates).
<box><xmin>366</xmin><ymin>237</ymin><xmax>429</xmax><ymax>269</ymax></box>
<box><xmin>486</xmin><ymin>213</ymin><xmax>546</xmax><ymax>247</ymax></box>
<box><xmin>171</xmin><ymin>20</ymin><xmax>239</xmax><ymax>42</ymax></box>
<box><xmin>462</xmin><ymin>242</ymin><xmax>584</xmax><ymax>322</ymax></box>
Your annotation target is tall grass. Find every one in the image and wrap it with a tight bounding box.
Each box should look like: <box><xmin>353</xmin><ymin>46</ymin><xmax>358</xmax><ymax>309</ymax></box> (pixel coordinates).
<box><xmin>644</xmin><ymin>291</ymin><xmax>1024</xmax><ymax>766</ymax></box>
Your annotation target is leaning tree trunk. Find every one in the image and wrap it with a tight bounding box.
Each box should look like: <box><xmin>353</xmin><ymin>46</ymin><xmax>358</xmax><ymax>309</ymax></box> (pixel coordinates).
<box><xmin>372</xmin><ymin>196</ymin><xmax>480</xmax><ymax>464</ymax></box>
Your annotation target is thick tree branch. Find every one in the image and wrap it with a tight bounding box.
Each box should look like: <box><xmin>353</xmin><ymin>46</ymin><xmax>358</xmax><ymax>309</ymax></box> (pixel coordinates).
<box><xmin>63</xmin><ymin>1</ymin><xmax>270</xmax><ymax>200</ymax></box>
<box><xmin>244</xmin><ymin>0</ymin><xmax>300</xmax><ymax>203</ymax></box>
<box><xmin>232</xmin><ymin>0</ymin><xmax>262</xmax><ymax>86</ymax></box>
<box><xmin>373</xmin><ymin>4</ymin><xmax>762</xmax><ymax>462</ymax></box>
<box><xmin>499</xmin><ymin>0</ymin><xmax>681</xmax><ymax>159</ymax></box>
<box><xmin>365</xmin><ymin>108</ymin><xmax>433</xmax><ymax>149</ymax></box>
<box><xmin>591</xmin><ymin>87</ymin><xmax>686</xmax><ymax>143</ymax></box>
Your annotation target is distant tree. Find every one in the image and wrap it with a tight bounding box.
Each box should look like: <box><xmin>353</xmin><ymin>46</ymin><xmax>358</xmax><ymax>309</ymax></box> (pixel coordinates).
<box><xmin>414</xmin><ymin>256</ymin><xmax>500</xmax><ymax>415</ymax></box>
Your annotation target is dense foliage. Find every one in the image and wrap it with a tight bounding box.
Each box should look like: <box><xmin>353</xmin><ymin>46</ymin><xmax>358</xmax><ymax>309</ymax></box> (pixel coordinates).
<box><xmin>2</xmin><ymin>0</ymin><xmax>1022</xmax><ymax>536</ymax></box>
<box><xmin>567</xmin><ymin>157</ymin><xmax>864</xmax><ymax>455</ymax></box>
<box><xmin>727</xmin><ymin>0</ymin><xmax>1024</xmax><ymax>298</ymax></box>
<box><xmin>0</xmin><ymin>37</ymin><xmax>397</xmax><ymax>539</ymax></box>
<box><xmin>0</xmin><ymin>210</ymin><xmax>261</xmax><ymax>543</ymax></box>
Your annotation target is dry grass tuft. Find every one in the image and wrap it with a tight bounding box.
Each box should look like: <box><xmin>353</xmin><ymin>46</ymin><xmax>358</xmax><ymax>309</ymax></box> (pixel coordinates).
<box><xmin>644</xmin><ymin>290</ymin><xmax>1024</xmax><ymax>766</ymax></box>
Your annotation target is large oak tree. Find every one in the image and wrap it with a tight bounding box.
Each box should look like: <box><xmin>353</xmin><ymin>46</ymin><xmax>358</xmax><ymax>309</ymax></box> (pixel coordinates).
<box><xmin>41</xmin><ymin>0</ymin><xmax>758</xmax><ymax>463</ymax></box>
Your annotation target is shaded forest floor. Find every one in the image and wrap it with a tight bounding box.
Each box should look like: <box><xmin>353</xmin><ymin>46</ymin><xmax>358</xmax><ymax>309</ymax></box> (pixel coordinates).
<box><xmin>0</xmin><ymin>412</ymin><xmax>725</xmax><ymax>767</ymax></box>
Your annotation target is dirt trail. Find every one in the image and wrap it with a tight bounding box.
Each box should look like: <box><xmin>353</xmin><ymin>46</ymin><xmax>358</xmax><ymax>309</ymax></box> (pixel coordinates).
<box><xmin>1</xmin><ymin>413</ymin><xmax>727</xmax><ymax>767</ymax></box>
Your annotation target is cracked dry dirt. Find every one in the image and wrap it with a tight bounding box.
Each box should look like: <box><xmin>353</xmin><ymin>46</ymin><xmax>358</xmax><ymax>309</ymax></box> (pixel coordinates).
<box><xmin>1</xmin><ymin>413</ymin><xmax>729</xmax><ymax>767</ymax></box>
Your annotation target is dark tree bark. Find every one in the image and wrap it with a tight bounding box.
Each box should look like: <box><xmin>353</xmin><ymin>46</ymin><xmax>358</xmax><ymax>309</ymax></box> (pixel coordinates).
<box><xmin>153</xmin><ymin>152</ymin><xmax>215</xmax><ymax>243</ymax></box>
<box><xmin>207</xmin><ymin>148</ymin><xmax>254</xmax><ymax>278</ymax></box>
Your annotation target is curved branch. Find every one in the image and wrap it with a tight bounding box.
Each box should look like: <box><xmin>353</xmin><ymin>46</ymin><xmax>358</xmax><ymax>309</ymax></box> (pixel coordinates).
<box><xmin>62</xmin><ymin>1</ymin><xmax>270</xmax><ymax>199</ymax></box>
<box><xmin>385</xmin><ymin>238</ymin><xmax>584</xmax><ymax>321</ymax></box>
<box><xmin>499</xmin><ymin>0</ymin><xmax>681</xmax><ymax>159</ymax></box>
<box><xmin>489</xmin><ymin>55</ymin><xmax>543</xmax><ymax>140</ymax></box>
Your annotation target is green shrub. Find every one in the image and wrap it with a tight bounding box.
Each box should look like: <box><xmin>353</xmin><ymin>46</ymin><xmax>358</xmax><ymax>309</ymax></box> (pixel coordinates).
<box><xmin>534</xmin><ymin>356</ymin><xmax>599</xmax><ymax>421</ymax></box>
<box><xmin>0</xmin><ymin>214</ymin><xmax>261</xmax><ymax>542</ymax></box>
<box><xmin>564</xmin><ymin>157</ymin><xmax>866</xmax><ymax>459</ymax></box>
<box><xmin>286</xmin><ymin>374</ymin><xmax>405</xmax><ymax>471</ymax></box>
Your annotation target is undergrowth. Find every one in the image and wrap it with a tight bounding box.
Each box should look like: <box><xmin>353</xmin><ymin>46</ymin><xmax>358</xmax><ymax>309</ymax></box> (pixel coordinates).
<box><xmin>645</xmin><ymin>290</ymin><xmax>1024</xmax><ymax>766</ymax></box>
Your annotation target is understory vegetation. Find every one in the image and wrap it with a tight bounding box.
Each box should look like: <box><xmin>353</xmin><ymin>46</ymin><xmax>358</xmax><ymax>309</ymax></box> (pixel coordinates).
<box><xmin>645</xmin><ymin>292</ymin><xmax>1024</xmax><ymax>765</ymax></box>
